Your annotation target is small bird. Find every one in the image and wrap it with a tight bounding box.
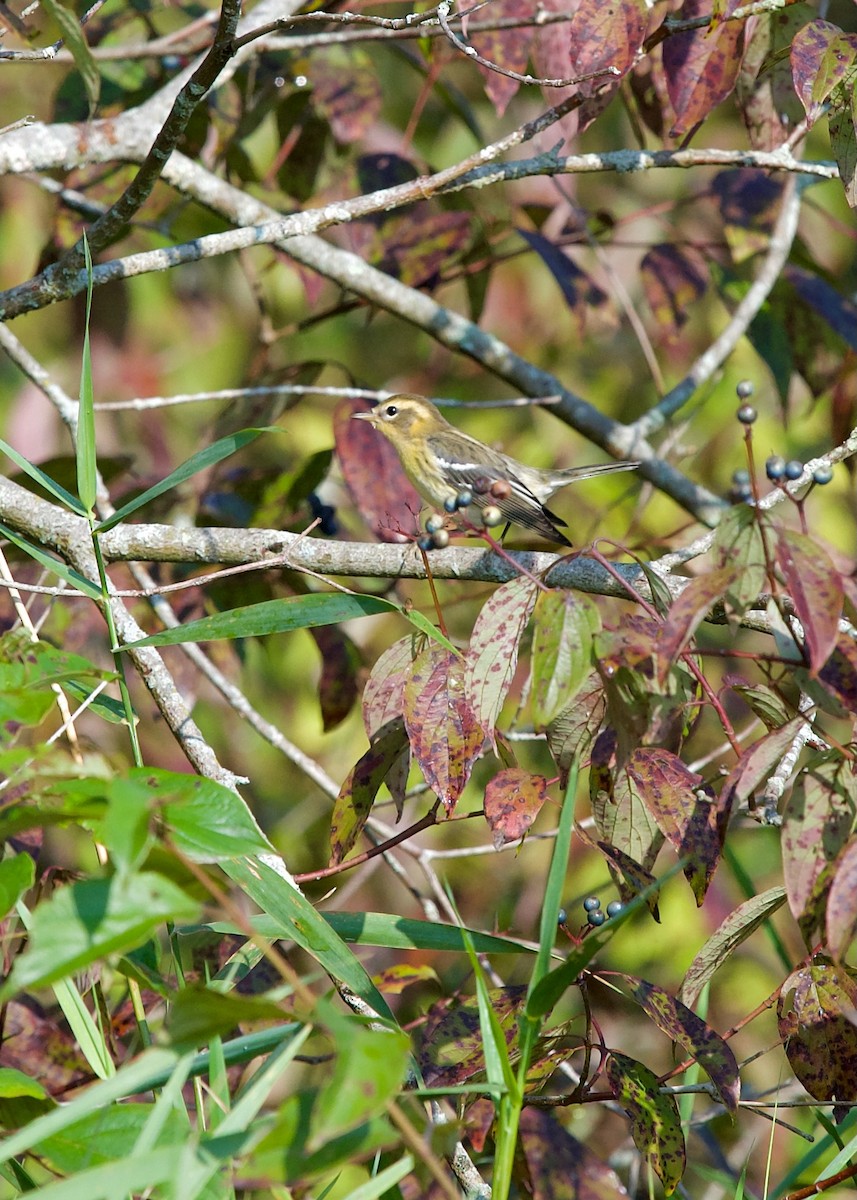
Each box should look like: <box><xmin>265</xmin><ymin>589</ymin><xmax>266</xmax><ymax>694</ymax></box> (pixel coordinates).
<box><xmin>352</xmin><ymin>394</ymin><xmax>639</xmax><ymax>546</ymax></box>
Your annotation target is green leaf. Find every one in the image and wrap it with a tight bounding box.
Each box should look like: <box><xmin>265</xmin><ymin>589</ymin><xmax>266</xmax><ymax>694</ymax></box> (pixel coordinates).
<box><xmin>606</xmin><ymin>1052</ymin><xmax>686</xmax><ymax>1194</ymax></box>
<box><xmin>3</xmin><ymin>874</ymin><xmax>200</xmax><ymax>997</ymax></box>
<box><xmin>40</xmin><ymin>0</ymin><xmax>100</xmax><ymax>116</ymax></box>
<box><xmin>166</xmin><ymin>986</ymin><xmax>300</xmax><ymax>1050</ymax></box>
<box><xmin>224</xmin><ymin>856</ymin><xmax>395</xmax><ymax>1022</ymax></box>
<box><xmin>531</xmin><ymin>591</ymin><xmax>600</xmax><ymax>729</ymax></box>
<box><xmin>314</xmin><ymin>1004</ymin><xmax>410</xmax><ymax>1144</ymax></box>
<box><xmin>95</xmin><ymin>428</ymin><xmax>279</xmax><ymax>532</ymax></box>
<box><xmin>0</xmin><ymin>852</ymin><xmax>34</xmax><ymax>919</ymax></box>
<box><xmin>0</xmin><ymin>442</ymin><xmax>86</xmax><ymax>515</ymax></box>
<box><xmin>0</xmin><ymin>522</ymin><xmax>102</xmax><ymax>599</ymax></box>
<box><xmin>76</xmin><ymin>234</ymin><xmax>97</xmax><ymax>516</ymax></box>
<box><xmin>122</xmin><ymin>592</ymin><xmax>458</xmax><ymax>654</ymax></box>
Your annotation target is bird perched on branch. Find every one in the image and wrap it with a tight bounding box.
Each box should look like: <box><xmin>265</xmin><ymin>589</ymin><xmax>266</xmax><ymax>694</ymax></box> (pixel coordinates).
<box><xmin>352</xmin><ymin>393</ymin><xmax>639</xmax><ymax>547</ymax></box>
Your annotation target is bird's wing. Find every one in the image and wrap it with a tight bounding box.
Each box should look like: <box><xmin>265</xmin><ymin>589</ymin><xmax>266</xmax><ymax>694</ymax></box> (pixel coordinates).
<box><xmin>426</xmin><ymin>435</ymin><xmax>572</xmax><ymax>545</ymax></box>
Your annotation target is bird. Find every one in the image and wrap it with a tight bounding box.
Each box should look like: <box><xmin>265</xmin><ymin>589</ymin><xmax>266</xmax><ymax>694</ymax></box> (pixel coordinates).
<box><xmin>352</xmin><ymin>393</ymin><xmax>639</xmax><ymax>546</ymax></box>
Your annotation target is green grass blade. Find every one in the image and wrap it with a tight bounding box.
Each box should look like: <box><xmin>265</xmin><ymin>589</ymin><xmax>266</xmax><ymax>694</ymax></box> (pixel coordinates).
<box><xmin>76</xmin><ymin>235</ymin><xmax>98</xmax><ymax>518</ymax></box>
<box><xmin>95</xmin><ymin>428</ymin><xmax>279</xmax><ymax>533</ymax></box>
<box><xmin>0</xmin><ymin>439</ymin><xmax>86</xmax><ymax>515</ymax></box>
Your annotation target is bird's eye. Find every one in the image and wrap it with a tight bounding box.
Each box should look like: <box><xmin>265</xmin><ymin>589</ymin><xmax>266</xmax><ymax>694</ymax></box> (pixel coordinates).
<box><xmin>384</xmin><ymin>405</ymin><xmax>398</xmax><ymax>418</ymax></box>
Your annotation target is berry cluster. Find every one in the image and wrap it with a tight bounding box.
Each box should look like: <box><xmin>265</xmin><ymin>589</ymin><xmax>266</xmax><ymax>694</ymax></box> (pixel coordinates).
<box><xmin>419</xmin><ymin>483</ymin><xmax>508</xmax><ymax>550</ymax></box>
<box><xmin>731</xmin><ymin>381</ymin><xmax>834</xmax><ymax>501</ymax></box>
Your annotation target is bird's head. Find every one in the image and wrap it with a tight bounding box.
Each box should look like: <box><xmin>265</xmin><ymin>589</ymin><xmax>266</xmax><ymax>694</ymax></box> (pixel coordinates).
<box><xmin>351</xmin><ymin>394</ymin><xmax>443</xmax><ymax>442</ymax></box>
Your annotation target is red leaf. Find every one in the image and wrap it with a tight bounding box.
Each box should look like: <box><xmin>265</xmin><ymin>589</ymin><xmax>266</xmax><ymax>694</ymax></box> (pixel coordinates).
<box><xmin>465</xmin><ymin>577</ymin><xmax>539</xmax><ymax>748</ymax></box>
<box><xmin>656</xmin><ymin>567</ymin><xmax>739</xmax><ymax>683</ymax></box>
<box><xmin>569</xmin><ymin>0</ymin><xmax>649</xmax><ymax>83</ymax></box>
<box><xmin>334</xmin><ymin>397</ymin><xmax>422</xmax><ymax>543</ymax></box>
<box><xmin>362</xmin><ymin>636</ymin><xmax>416</xmax><ymax>811</ymax></box>
<box><xmin>781</xmin><ymin>751</ymin><xmax>857</xmax><ymax>946</ymax></box>
<box><xmin>311</xmin><ymin>47</ymin><xmax>382</xmax><ymax>143</ymax></box>
<box><xmin>717</xmin><ymin>715</ymin><xmax>806</xmax><ymax>828</ymax></box>
<box><xmin>778</xmin><ymin>961</ymin><xmax>857</xmax><ymax>1118</ymax></box>
<box><xmin>790</xmin><ymin>21</ymin><xmax>857</xmax><ymax>126</ymax></box>
<box><xmin>470</xmin><ymin>0</ymin><xmax>535</xmax><ymax>116</ymax></box>
<box><xmin>775</xmin><ymin>528</ymin><xmax>843</xmax><ymax>675</ymax></box>
<box><xmin>626</xmin><ymin>747</ymin><xmax>720</xmax><ymax>904</ymax></box>
<box><xmin>403</xmin><ymin>645</ymin><xmax>484</xmax><ymax>814</ymax></box>
<box><xmin>484</xmin><ymin>768</ymin><xmax>549</xmax><ymax>848</ymax></box>
<box><xmin>662</xmin><ymin>0</ymin><xmax>745</xmax><ymax>136</ymax></box>
<box><xmin>827</xmin><ymin>838</ymin><xmax>857</xmax><ymax>961</ymax></box>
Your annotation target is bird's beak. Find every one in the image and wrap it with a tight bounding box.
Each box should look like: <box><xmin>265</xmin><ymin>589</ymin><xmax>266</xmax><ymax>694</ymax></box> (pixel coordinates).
<box><xmin>351</xmin><ymin>410</ymin><xmax>377</xmax><ymax>424</ymax></box>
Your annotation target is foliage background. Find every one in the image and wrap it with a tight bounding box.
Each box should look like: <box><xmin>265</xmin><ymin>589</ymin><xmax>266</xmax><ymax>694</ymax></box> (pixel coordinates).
<box><xmin>1</xmin><ymin>0</ymin><xmax>857</xmax><ymax>1195</ymax></box>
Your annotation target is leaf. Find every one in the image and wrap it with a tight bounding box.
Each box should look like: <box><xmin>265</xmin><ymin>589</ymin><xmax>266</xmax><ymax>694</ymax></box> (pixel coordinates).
<box><xmin>662</xmin><ymin>0</ymin><xmax>745</xmax><ymax>136</ymax></box>
<box><xmin>334</xmin><ymin>397</ymin><xmax>423</xmax><ymax>543</ymax></box>
<box><xmin>790</xmin><ymin>21</ymin><xmax>857</xmax><ymax>124</ymax></box>
<box><xmin>41</xmin><ymin>0</ymin><xmax>100</xmax><ymax>116</ymax></box>
<box><xmin>403</xmin><ymin>644</ymin><xmax>484</xmax><ymax>814</ymax></box>
<box><xmin>680</xmin><ymin>887</ymin><xmax>787</xmax><ymax>1009</ymax></box>
<box><xmin>124</xmin><ymin>592</ymin><xmax>454</xmax><ymax>654</ymax></box>
<box><xmin>465</xmin><ymin>577</ymin><xmax>539</xmax><ymax>747</ymax></box>
<box><xmin>829</xmin><ymin>79</ymin><xmax>857</xmax><ymax>208</ymax></box>
<box><xmin>166</xmin><ymin>986</ymin><xmax>295</xmax><ymax>1050</ymax></box>
<box><xmin>519</xmin><ymin>1108</ymin><xmax>630</xmax><ymax>1199</ymax></box>
<box><xmin>362</xmin><ymin>636</ymin><xmax>415</xmax><ymax>810</ymax></box>
<box><xmin>531</xmin><ymin>591</ymin><xmax>600</xmax><ymax>730</ymax></box>
<box><xmin>0</xmin><ymin>522</ymin><xmax>102</xmax><ymax>600</ymax></box>
<box><xmin>518</xmin><ymin>229</ymin><xmax>609</xmax><ymax>334</ymax></box>
<box><xmin>575</xmin><ymin>823</ymin><xmax>661</xmax><ymax>919</ymax></box>
<box><xmin>626</xmin><ymin>747</ymin><xmax>720</xmax><ymax>904</ymax></box>
<box><xmin>470</xmin><ymin>0</ymin><xmax>534</xmax><ymax>115</ymax></box>
<box><xmin>329</xmin><ymin>719</ymin><xmax>411</xmax><ymax>864</ymax></box>
<box><xmin>717</xmin><ymin>716</ymin><xmax>806</xmax><ymax>828</ymax></box>
<box><xmin>544</xmin><ymin>671</ymin><xmax>606</xmax><ymax>787</ymax></box>
<box><xmin>776</xmin><ymin>528</ymin><xmax>843</xmax><ymax>674</ymax></box>
<box><xmin>568</xmin><ymin>0</ymin><xmax>648</xmax><ymax>83</ymax></box>
<box><xmin>656</xmin><ymin>568</ymin><xmax>738</xmax><ymax>682</ymax></box>
<box><xmin>0</xmin><ymin>853</ymin><xmax>34</xmax><ymax>920</ymax></box>
<box><xmin>2</xmin><ymin>874</ymin><xmax>200</xmax><ymax>997</ymax></box>
<box><xmin>483</xmin><ymin>768</ymin><xmax>549</xmax><ymax>848</ymax></box>
<box><xmin>641</xmin><ymin>243</ymin><xmax>709</xmax><ymax>340</ymax></box>
<box><xmin>737</xmin><ymin>5</ymin><xmax>809</xmax><ymax>149</ymax></box>
<box><xmin>781</xmin><ymin>750</ymin><xmax>857</xmax><ymax>946</ymax></box>
<box><xmin>96</xmin><ymin>428</ymin><xmax>277</xmax><ymax>532</ymax></box>
<box><xmin>710</xmin><ymin>505</ymin><xmax>767</xmax><ymax>620</ymax></box>
<box><xmin>778</xmin><ymin>960</ymin><xmax>857</xmax><ymax>1115</ymax></box>
<box><xmin>76</xmin><ymin>235</ymin><xmax>97</xmax><ymax>516</ymax></box>
<box><xmin>619</xmin><ymin>975</ymin><xmax>741</xmax><ymax>1113</ymax></box>
<box><xmin>310</xmin><ymin>46</ymin><xmax>382</xmax><ymax>143</ymax></box>
<box><xmin>826</xmin><ymin>838</ymin><xmax>857</xmax><ymax>961</ymax></box>
<box><xmin>419</xmin><ymin>986</ymin><xmax>525</xmax><ymax>1088</ymax></box>
<box><xmin>607</xmin><ymin>1052</ymin><xmax>686</xmax><ymax>1195</ymax></box>
<box><xmin>311</xmin><ymin>624</ymin><xmax>361</xmax><ymax>731</ymax></box>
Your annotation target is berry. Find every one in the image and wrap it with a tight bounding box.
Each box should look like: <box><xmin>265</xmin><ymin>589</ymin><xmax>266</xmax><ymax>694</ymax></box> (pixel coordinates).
<box><xmin>431</xmin><ymin>528</ymin><xmax>450</xmax><ymax>549</ymax></box>
<box><xmin>482</xmin><ymin>505</ymin><xmax>504</xmax><ymax>528</ymax></box>
<box><xmin>732</xmin><ymin>468</ymin><xmax>751</xmax><ymax>486</ymax></box>
<box><xmin>444</xmin><ymin>496</ymin><xmax>459</xmax><ymax>513</ymax></box>
<box><xmin>471</xmin><ymin>475</ymin><xmax>491</xmax><ymax>495</ymax></box>
<box><xmin>736</xmin><ymin>380</ymin><xmax>755</xmax><ymax>399</ymax></box>
<box><xmin>606</xmin><ymin>900</ymin><xmax>624</xmax><ymax>918</ymax></box>
<box><xmin>583</xmin><ymin>896</ymin><xmax>600</xmax><ymax>912</ymax></box>
<box><xmin>813</xmin><ymin>465</ymin><xmax>833</xmax><ymax>486</ymax></box>
<box><xmin>736</xmin><ymin>404</ymin><xmax>757</xmax><ymax>425</ymax></box>
<box><xmin>418</xmin><ymin>535</ymin><xmax>434</xmax><ymax>552</ymax></box>
<box><xmin>425</xmin><ymin>513</ymin><xmax>445</xmax><ymax>534</ymax></box>
<box><xmin>784</xmin><ymin>460</ymin><xmax>803</xmax><ymax>481</ymax></box>
<box><xmin>729</xmin><ymin>483</ymin><xmax>752</xmax><ymax>504</ymax></box>
<box><xmin>490</xmin><ymin>479</ymin><xmax>512</xmax><ymax>500</ymax></box>
<box><xmin>587</xmin><ymin>910</ymin><xmax>606</xmax><ymax>927</ymax></box>
<box><xmin>557</xmin><ymin>908</ymin><xmax>567</xmax><ymax>926</ymax></box>
<box><xmin>455</xmin><ymin>489</ymin><xmax>474</xmax><ymax>509</ymax></box>
<box><xmin>765</xmin><ymin>455</ymin><xmax>786</xmax><ymax>481</ymax></box>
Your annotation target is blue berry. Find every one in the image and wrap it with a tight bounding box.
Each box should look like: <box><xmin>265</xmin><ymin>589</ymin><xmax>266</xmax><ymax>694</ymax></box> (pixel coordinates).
<box><xmin>443</xmin><ymin>496</ymin><xmax>459</xmax><ymax>513</ymax></box>
<box><xmin>784</xmin><ymin>460</ymin><xmax>803</xmax><ymax>481</ymax></box>
<box><xmin>606</xmin><ymin>900</ymin><xmax>624</xmax><ymax>918</ymax></box>
<box><xmin>587</xmin><ymin>910</ymin><xmax>606</xmax><ymax>927</ymax></box>
<box><xmin>736</xmin><ymin>380</ymin><xmax>755</xmax><ymax>399</ymax></box>
<box><xmin>557</xmin><ymin>908</ymin><xmax>567</xmax><ymax>926</ymax></box>
<box><xmin>582</xmin><ymin>896</ymin><xmax>600</xmax><ymax>912</ymax></box>
<box><xmin>418</xmin><ymin>535</ymin><xmax>434</xmax><ymax>552</ymax></box>
<box><xmin>813</xmin><ymin>465</ymin><xmax>833</xmax><ymax>485</ymax></box>
<box><xmin>425</xmin><ymin>513</ymin><xmax>445</xmax><ymax>534</ymax></box>
<box><xmin>765</xmin><ymin>455</ymin><xmax>786</xmax><ymax>481</ymax></box>
<box><xmin>736</xmin><ymin>404</ymin><xmax>757</xmax><ymax>425</ymax></box>
<box><xmin>732</xmin><ymin>469</ymin><xmax>751</xmax><ymax>486</ymax></box>
<box><xmin>455</xmin><ymin>489</ymin><xmax>474</xmax><ymax>509</ymax></box>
